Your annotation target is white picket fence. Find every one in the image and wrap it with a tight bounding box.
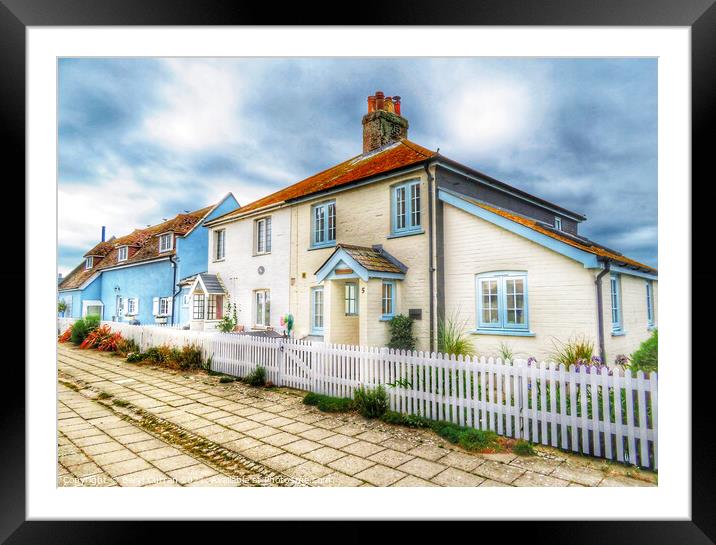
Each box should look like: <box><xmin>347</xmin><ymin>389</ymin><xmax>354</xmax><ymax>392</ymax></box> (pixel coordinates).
<box><xmin>57</xmin><ymin>319</ymin><xmax>658</xmax><ymax>469</ymax></box>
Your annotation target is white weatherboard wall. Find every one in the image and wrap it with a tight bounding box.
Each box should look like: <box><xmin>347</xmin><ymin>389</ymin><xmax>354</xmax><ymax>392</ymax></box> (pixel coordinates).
<box><xmin>208</xmin><ymin>207</ymin><xmax>291</xmax><ymax>332</ymax></box>
<box><xmin>602</xmin><ymin>273</ymin><xmax>658</xmax><ymax>361</ymax></box>
<box><xmin>442</xmin><ymin>202</ymin><xmax>599</xmax><ymax>361</ymax></box>
<box><xmin>442</xmin><ymin>203</ymin><xmax>658</xmax><ymax>362</ymax></box>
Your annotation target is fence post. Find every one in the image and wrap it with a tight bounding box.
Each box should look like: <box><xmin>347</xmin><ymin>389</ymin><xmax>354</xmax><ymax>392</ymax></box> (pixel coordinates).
<box><xmin>277</xmin><ymin>339</ymin><xmax>285</xmax><ymax>387</ymax></box>
<box><xmin>516</xmin><ymin>360</ymin><xmax>525</xmax><ymax>439</ymax></box>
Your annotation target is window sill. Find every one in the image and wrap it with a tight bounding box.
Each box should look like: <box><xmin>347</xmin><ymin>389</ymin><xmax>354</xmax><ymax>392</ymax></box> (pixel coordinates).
<box><xmin>252</xmin><ymin>252</ymin><xmax>271</xmax><ymax>257</ymax></box>
<box><xmin>212</xmin><ymin>258</ymin><xmax>225</xmax><ymax>263</ymax></box>
<box><xmin>611</xmin><ymin>330</ymin><xmax>626</xmax><ymax>337</ymax></box>
<box><xmin>379</xmin><ymin>315</ymin><xmax>395</xmax><ymax>322</ymax></box>
<box><xmin>387</xmin><ymin>229</ymin><xmax>424</xmax><ymax>240</ymax></box>
<box><xmin>471</xmin><ymin>329</ymin><xmax>535</xmax><ymax>337</ymax></box>
<box><xmin>647</xmin><ymin>325</ymin><xmax>656</xmax><ymax>331</ymax></box>
<box><xmin>308</xmin><ymin>242</ymin><xmax>336</xmax><ymax>251</ymax></box>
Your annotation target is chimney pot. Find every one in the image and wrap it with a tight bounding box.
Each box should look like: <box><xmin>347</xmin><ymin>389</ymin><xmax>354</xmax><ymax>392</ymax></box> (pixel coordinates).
<box><xmin>101</xmin><ymin>225</ymin><xmax>106</xmax><ymax>242</ymax></box>
<box><xmin>375</xmin><ymin>91</ymin><xmax>384</xmax><ymax>110</ymax></box>
<box><xmin>384</xmin><ymin>96</ymin><xmax>394</xmax><ymax>113</ymax></box>
<box><xmin>367</xmin><ymin>95</ymin><xmax>376</xmax><ymax>113</ymax></box>
<box><xmin>393</xmin><ymin>96</ymin><xmax>401</xmax><ymax>116</ymax></box>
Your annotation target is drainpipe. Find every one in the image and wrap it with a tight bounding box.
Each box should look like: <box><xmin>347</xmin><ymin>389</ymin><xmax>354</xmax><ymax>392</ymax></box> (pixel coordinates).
<box><xmin>169</xmin><ymin>255</ymin><xmax>181</xmax><ymax>326</ymax></box>
<box><xmin>595</xmin><ymin>258</ymin><xmax>611</xmax><ymax>364</ymax></box>
<box><xmin>425</xmin><ymin>161</ymin><xmax>436</xmax><ymax>353</ymax></box>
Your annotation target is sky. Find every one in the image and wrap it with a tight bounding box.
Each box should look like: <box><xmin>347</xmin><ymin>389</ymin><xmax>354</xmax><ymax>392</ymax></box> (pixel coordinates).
<box><xmin>58</xmin><ymin>57</ymin><xmax>657</xmax><ymax>275</ymax></box>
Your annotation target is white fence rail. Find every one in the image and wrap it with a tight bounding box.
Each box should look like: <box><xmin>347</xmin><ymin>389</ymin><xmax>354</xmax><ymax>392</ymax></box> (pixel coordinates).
<box><xmin>57</xmin><ymin>318</ymin><xmax>658</xmax><ymax>469</ymax></box>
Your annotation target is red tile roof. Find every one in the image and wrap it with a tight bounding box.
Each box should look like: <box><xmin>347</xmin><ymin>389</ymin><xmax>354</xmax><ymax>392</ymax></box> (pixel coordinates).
<box><xmin>211</xmin><ymin>139</ymin><xmax>437</xmax><ymax>221</ymax></box>
<box><xmin>59</xmin><ymin>205</ymin><xmax>214</xmax><ymax>291</ymax></box>
<box><xmin>466</xmin><ymin>197</ymin><xmax>657</xmax><ymax>273</ymax></box>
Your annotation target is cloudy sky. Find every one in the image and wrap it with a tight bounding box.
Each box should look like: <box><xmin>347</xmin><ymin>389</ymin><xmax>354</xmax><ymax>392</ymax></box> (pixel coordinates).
<box><xmin>58</xmin><ymin>57</ymin><xmax>657</xmax><ymax>275</ymax></box>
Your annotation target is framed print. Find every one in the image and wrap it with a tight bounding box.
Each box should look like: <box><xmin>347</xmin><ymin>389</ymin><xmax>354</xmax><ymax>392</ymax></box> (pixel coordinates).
<box><xmin>2</xmin><ymin>0</ymin><xmax>713</xmax><ymax>542</ymax></box>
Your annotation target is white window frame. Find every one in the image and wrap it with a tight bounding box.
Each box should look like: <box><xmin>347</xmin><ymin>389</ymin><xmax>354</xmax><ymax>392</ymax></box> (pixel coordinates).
<box><xmin>193</xmin><ymin>294</ymin><xmax>205</xmax><ymax>320</ymax></box>
<box><xmin>84</xmin><ymin>256</ymin><xmax>93</xmax><ymax>270</ymax></box>
<box><xmin>254</xmin><ymin>289</ymin><xmax>270</xmax><ymax>327</ymax></box>
<box><xmin>610</xmin><ymin>273</ymin><xmax>623</xmax><ymax>333</ymax></box>
<box><xmin>255</xmin><ymin>217</ymin><xmax>272</xmax><ymax>255</ymax></box>
<box><xmin>117</xmin><ymin>246</ymin><xmax>128</xmax><ymax>262</ymax></box>
<box><xmin>160</xmin><ymin>297</ymin><xmax>170</xmax><ymax>316</ymax></box>
<box><xmin>159</xmin><ymin>232</ymin><xmax>173</xmax><ymax>253</ymax></box>
<box><xmin>126</xmin><ymin>297</ymin><xmax>138</xmax><ymax>316</ymax></box>
<box><xmin>381</xmin><ymin>281</ymin><xmax>395</xmax><ymax>318</ymax></box>
<box><xmin>345</xmin><ymin>282</ymin><xmax>358</xmax><ymax>316</ymax></box>
<box><xmin>214</xmin><ymin>229</ymin><xmax>226</xmax><ymax>261</ymax></box>
<box><xmin>646</xmin><ymin>280</ymin><xmax>655</xmax><ymax>327</ymax></box>
<box><xmin>554</xmin><ymin>216</ymin><xmax>562</xmax><ymax>231</ymax></box>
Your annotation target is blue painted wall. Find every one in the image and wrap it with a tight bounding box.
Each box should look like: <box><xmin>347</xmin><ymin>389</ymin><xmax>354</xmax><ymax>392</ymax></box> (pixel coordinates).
<box><xmin>101</xmin><ymin>259</ymin><xmax>174</xmax><ymax>325</ymax></box>
<box><xmin>59</xmin><ymin>194</ymin><xmax>239</xmax><ymax>326</ymax></box>
<box><xmin>175</xmin><ymin>194</ymin><xmax>239</xmax><ymax>283</ymax></box>
<box><xmin>59</xmin><ymin>274</ymin><xmax>102</xmax><ymax>318</ymax></box>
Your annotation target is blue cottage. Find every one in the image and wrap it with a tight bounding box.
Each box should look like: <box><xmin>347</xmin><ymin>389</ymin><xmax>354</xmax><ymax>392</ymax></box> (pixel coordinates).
<box><xmin>58</xmin><ymin>193</ymin><xmax>239</xmax><ymax>326</ymax></box>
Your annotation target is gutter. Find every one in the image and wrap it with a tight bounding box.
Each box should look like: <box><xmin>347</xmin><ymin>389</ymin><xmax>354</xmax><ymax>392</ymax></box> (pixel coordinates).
<box><xmin>425</xmin><ymin>161</ymin><xmax>436</xmax><ymax>353</ymax></box>
<box><xmin>595</xmin><ymin>258</ymin><xmax>611</xmax><ymax>364</ymax></box>
<box><xmin>169</xmin><ymin>255</ymin><xmax>181</xmax><ymax>326</ymax></box>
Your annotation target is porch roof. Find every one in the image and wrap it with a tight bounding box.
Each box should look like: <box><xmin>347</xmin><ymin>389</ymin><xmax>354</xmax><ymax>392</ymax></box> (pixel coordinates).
<box><xmin>190</xmin><ymin>273</ymin><xmax>227</xmax><ymax>295</ymax></box>
<box><xmin>315</xmin><ymin>244</ymin><xmax>406</xmax><ymax>282</ymax></box>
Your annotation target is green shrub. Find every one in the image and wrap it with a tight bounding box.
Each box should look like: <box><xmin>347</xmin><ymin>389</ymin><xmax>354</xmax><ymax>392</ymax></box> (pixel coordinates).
<box><xmin>116</xmin><ymin>338</ymin><xmax>140</xmax><ymax>357</ymax></box>
<box><xmin>512</xmin><ymin>440</ymin><xmax>536</xmax><ymax>456</ymax></box>
<box><xmin>70</xmin><ymin>315</ymin><xmax>100</xmax><ymax>345</ymax></box>
<box><xmin>302</xmin><ymin>392</ymin><xmax>353</xmax><ymax>412</ymax></box>
<box><xmin>381</xmin><ymin>411</ymin><xmax>432</xmax><ymax>428</ymax></box>
<box><xmin>245</xmin><ymin>366</ymin><xmax>267</xmax><ymax>387</ymax></box>
<box><xmin>498</xmin><ymin>342</ymin><xmax>514</xmax><ymax>362</ymax></box>
<box><xmin>219</xmin><ymin>376</ymin><xmax>236</xmax><ymax>384</ymax></box>
<box><xmin>630</xmin><ymin>329</ymin><xmax>658</xmax><ymax>373</ymax></box>
<box><xmin>174</xmin><ymin>344</ymin><xmax>204</xmax><ymax>370</ymax></box>
<box><xmin>57</xmin><ymin>300</ymin><xmax>67</xmax><ymax>314</ymax></box>
<box><xmin>353</xmin><ymin>385</ymin><xmax>389</xmax><ymax>418</ymax></box>
<box><xmin>144</xmin><ymin>345</ymin><xmax>176</xmax><ymax>365</ymax></box>
<box><xmin>550</xmin><ymin>335</ymin><xmax>594</xmax><ymax>367</ymax></box>
<box><xmin>126</xmin><ymin>352</ymin><xmax>144</xmax><ymax>363</ymax></box>
<box><xmin>430</xmin><ymin>421</ymin><xmax>499</xmax><ymax>451</ymax></box>
<box><xmin>387</xmin><ymin>314</ymin><xmax>416</xmax><ymax>351</ymax></box>
<box><xmin>438</xmin><ymin>314</ymin><xmax>475</xmax><ymax>357</ymax></box>
<box><xmin>456</xmin><ymin>428</ymin><xmax>498</xmax><ymax>450</ymax></box>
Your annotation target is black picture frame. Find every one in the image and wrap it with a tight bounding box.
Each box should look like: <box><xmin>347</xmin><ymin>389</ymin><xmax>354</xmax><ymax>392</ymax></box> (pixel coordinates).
<box><xmin>3</xmin><ymin>1</ymin><xmax>712</xmax><ymax>542</ymax></box>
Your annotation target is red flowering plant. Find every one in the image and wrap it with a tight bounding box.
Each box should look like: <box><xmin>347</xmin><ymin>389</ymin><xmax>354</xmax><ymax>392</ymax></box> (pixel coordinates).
<box><xmin>58</xmin><ymin>327</ymin><xmax>72</xmax><ymax>343</ymax></box>
<box><xmin>97</xmin><ymin>332</ymin><xmax>123</xmax><ymax>352</ymax></box>
<box><xmin>80</xmin><ymin>325</ymin><xmax>117</xmax><ymax>350</ymax></box>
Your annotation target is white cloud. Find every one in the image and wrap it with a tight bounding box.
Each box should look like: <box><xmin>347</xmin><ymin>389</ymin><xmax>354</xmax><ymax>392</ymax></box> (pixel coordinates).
<box><xmin>141</xmin><ymin>59</ymin><xmax>248</xmax><ymax>152</ymax></box>
<box><xmin>58</xmin><ymin>172</ymin><xmax>161</xmax><ymax>257</ymax></box>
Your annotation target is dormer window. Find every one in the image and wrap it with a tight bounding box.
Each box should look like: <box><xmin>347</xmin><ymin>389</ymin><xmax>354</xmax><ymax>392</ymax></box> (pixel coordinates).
<box><xmin>159</xmin><ymin>233</ymin><xmax>173</xmax><ymax>253</ymax></box>
<box><xmin>117</xmin><ymin>246</ymin><xmax>128</xmax><ymax>262</ymax></box>
<box><xmin>84</xmin><ymin>256</ymin><xmax>93</xmax><ymax>270</ymax></box>
<box><xmin>554</xmin><ymin>217</ymin><xmax>562</xmax><ymax>231</ymax></box>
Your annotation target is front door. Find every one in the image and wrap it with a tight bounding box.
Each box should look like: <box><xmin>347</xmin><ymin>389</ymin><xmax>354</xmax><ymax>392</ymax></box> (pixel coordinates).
<box><xmin>311</xmin><ymin>286</ymin><xmax>324</xmax><ymax>335</ymax></box>
<box><xmin>116</xmin><ymin>295</ymin><xmax>124</xmax><ymax>321</ymax></box>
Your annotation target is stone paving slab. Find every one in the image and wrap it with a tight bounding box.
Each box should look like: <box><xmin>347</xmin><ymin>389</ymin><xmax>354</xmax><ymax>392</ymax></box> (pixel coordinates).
<box><xmin>58</xmin><ymin>345</ymin><xmax>657</xmax><ymax>488</ymax></box>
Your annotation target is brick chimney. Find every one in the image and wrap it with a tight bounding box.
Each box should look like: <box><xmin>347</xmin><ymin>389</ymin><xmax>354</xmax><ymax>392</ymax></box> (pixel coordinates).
<box><xmin>362</xmin><ymin>91</ymin><xmax>408</xmax><ymax>154</ymax></box>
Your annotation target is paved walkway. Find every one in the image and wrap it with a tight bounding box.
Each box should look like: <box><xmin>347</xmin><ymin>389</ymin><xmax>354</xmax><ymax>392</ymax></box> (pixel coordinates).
<box><xmin>57</xmin><ymin>344</ymin><xmax>656</xmax><ymax>487</ymax></box>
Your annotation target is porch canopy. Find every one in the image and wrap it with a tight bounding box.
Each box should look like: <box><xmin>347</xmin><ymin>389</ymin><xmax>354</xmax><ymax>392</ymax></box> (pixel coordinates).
<box><xmin>188</xmin><ymin>273</ymin><xmax>227</xmax><ymax>295</ymax></box>
<box><xmin>315</xmin><ymin>243</ymin><xmax>407</xmax><ymax>282</ymax></box>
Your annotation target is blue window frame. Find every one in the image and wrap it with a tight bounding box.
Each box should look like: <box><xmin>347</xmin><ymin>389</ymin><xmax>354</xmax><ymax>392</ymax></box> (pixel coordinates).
<box><xmin>311</xmin><ymin>201</ymin><xmax>336</xmax><ymax>248</ymax></box>
<box><xmin>476</xmin><ymin>272</ymin><xmax>529</xmax><ymax>332</ymax></box>
<box><xmin>311</xmin><ymin>286</ymin><xmax>324</xmax><ymax>334</ymax></box>
<box><xmin>610</xmin><ymin>273</ymin><xmax>622</xmax><ymax>333</ymax></box>
<box><xmin>381</xmin><ymin>281</ymin><xmax>395</xmax><ymax>319</ymax></box>
<box><xmin>646</xmin><ymin>280</ymin><xmax>654</xmax><ymax>327</ymax></box>
<box><xmin>391</xmin><ymin>180</ymin><xmax>421</xmax><ymax>235</ymax></box>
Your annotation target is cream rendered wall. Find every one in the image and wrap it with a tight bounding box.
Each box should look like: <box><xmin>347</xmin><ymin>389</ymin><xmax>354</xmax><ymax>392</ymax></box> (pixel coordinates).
<box><xmin>326</xmin><ymin>280</ymin><xmax>360</xmax><ymax>345</ymax></box>
<box><xmin>601</xmin><ymin>273</ymin><xmax>658</xmax><ymax>362</ymax></box>
<box><xmin>207</xmin><ymin>207</ymin><xmax>291</xmax><ymax>332</ymax></box>
<box><xmin>289</xmin><ymin>169</ymin><xmax>431</xmax><ymax>349</ymax></box>
<box><xmin>442</xmin><ymin>203</ymin><xmax>599</xmax><ymax>361</ymax></box>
